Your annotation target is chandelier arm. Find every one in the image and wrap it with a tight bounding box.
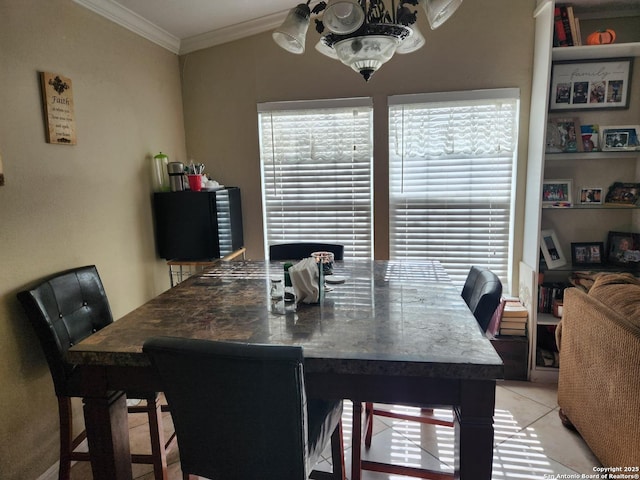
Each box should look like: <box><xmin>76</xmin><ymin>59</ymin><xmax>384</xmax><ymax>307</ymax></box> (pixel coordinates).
<box><xmin>311</xmin><ymin>1</ymin><xmax>327</xmax><ymax>15</ymax></box>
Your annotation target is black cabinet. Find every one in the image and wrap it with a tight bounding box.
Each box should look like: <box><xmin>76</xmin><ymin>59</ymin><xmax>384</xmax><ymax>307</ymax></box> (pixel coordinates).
<box><xmin>153</xmin><ymin>188</ymin><xmax>243</xmax><ymax>260</ymax></box>
<box><xmin>490</xmin><ymin>336</ymin><xmax>529</xmax><ymax>380</ymax></box>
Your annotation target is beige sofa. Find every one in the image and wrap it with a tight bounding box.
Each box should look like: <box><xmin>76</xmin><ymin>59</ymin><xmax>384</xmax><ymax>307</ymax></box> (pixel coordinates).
<box><xmin>556</xmin><ymin>273</ymin><xmax>640</xmax><ymax>466</ymax></box>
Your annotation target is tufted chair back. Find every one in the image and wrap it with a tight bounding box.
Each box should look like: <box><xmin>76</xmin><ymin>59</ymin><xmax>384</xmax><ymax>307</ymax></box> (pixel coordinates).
<box><xmin>17</xmin><ymin>265</ymin><xmax>113</xmax><ymax>396</ymax></box>
<box><xmin>269</xmin><ymin>242</ymin><xmax>345</xmax><ymax>261</ymax></box>
<box><xmin>461</xmin><ymin>266</ymin><xmax>503</xmax><ymax>332</ymax></box>
<box><xmin>144</xmin><ymin>337</ymin><xmax>344</xmax><ymax>480</ymax></box>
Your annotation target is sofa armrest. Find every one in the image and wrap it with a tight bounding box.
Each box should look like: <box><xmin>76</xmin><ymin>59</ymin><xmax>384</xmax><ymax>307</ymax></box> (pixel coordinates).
<box><xmin>557</xmin><ymin>287</ymin><xmax>640</xmax><ymax>466</ymax></box>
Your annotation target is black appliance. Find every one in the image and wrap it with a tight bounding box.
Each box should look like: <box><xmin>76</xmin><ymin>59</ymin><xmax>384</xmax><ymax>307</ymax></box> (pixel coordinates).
<box><xmin>153</xmin><ymin>188</ymin><xmax>244</xmax><ymax>260</ymax></box>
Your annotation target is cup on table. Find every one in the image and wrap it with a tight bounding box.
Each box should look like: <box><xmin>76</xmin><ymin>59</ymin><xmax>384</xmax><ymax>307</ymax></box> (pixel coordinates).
<box><xmin>187</xmin><ymin>174</ymin><xmax>203</xmax><ymax>191</ymax></box>
<box><xmin>312</xmin><ymin>251</ymin><xmax>335</xmax><ymax>275</ymax></box>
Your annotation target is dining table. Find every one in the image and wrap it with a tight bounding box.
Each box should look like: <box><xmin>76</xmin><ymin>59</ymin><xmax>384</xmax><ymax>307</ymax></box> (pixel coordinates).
<box><xmin>67</xmin><ymin>259</ymin><xmax>503</xmax><ymax>480</ymax></box>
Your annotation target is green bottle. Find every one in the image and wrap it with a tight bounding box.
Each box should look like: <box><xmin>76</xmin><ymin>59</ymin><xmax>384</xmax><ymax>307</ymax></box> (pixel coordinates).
<box><xmin>152</xmin><ymin>152</ymin><xmax>170</xmax><ymax>192</ymax></box>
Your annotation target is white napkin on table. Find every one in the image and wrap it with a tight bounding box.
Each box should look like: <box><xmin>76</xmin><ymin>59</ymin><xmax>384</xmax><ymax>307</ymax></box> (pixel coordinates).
<box><xmin>288</xmin><ymin>257</ymin><xmax>320</xmax><ymax>304</ymax></box>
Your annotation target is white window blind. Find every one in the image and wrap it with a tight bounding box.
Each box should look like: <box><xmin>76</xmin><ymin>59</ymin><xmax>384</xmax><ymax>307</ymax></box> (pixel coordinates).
<box><xmin>258</xmin><ymin>98</ymin><xmax>373</xmax><ymax>259</ymax></box>
<box><xmin>388</xmin><ymin>89</ymin><xmax>519</xmax><ymax>287</ymax></box>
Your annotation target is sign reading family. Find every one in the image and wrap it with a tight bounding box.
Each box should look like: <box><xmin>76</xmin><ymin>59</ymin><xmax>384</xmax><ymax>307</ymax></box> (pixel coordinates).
<box><xmin>40</xmin><ymin>72</ymin><xmax>77</xmax><ymax>145</ymax></box>
<box><xmin>549</xmin><ymin>58</ymin><xmax>633</xmax><ymax>111</ymax></box>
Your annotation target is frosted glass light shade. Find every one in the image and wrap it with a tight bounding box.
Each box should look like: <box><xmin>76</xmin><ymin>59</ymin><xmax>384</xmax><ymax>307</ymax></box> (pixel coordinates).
<box><xmin>396</xmin><ymin>26</ymin><xmax>425</xmax><ymax>54</ymax></box>
<box><xmin>273</xmin><ymin>3</ymin><xmax>311</xmax><ymax>54</ymax></box>
<box><xmin>422</xmin><ymin>0</ymin><xmax>463</xmax><ymax>30</ymax></box>
<box><xmin>323</xmin><ymin>0</ymin><xmax>365</xmax><ymax>34</ymax></box>
<box><xmin>315</xmin><ymin>40</ymin><xmax>339</xmax><ymax>60</ymax></box>
<box><xmin>333</xmin><ymin>35</ymin><xmax>400</xmax><ymax>81</ymax></box>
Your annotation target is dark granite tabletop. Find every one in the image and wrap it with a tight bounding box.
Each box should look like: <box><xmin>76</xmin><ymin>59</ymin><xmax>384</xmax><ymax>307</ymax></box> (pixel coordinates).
<box><xmin>68</xmin><ymin>260</ymin><xmax>503</xmax><ymax>380</ymax></box>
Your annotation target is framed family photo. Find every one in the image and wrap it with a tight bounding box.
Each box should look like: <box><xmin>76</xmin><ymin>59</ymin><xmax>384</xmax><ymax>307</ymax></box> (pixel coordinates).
<box><xmin>607</xmin><ymin>231</ymin><xmax>640</xmax><ymax>268</ymax></box>
<box><xmin>600</xmin><ymin>125</ymin><xmax>640</xmax><ymax>151</ymax></box>
<box><xmin>579</xmin><ymin>187</ymin><xmax>603</xmax><ymax>204</ymax></box>
<box><xmin>542</xmin><ymin>179</ymin><xmax>573</xmax><ymax>206</ymax></box>
<box><xmin>571</xmin><ymin>242</ymin><xmax>604</xmax><ymax>267</ymax></box>
<box><xmin>549</xmin><ymin>58</ymin><xmax>633</xmax><ymax>111</ymax></box>
<box><xmin>541</xmin><ymin>229</ymin><xmax>567</xmax><ymax>269</ymax></box>
<box><xmin>604</xmin><ymin>182</ymin><xmax>640</xmax><ymax>206</ymax></box>
<box><xmin>546</xmin><ymin>118</ymin><xmax>583</xmax><ymax>153</ymax></box>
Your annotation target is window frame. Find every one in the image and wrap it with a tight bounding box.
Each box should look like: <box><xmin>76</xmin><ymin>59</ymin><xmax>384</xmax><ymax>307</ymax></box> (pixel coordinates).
<box><xmin>258</xmin><ymin>97</ymin><xmax>374</xmax><ymax>260</ymax></box>
<box><xmin>387</xmin><ymin>88</ymin><xmax>520</xmax><ymax>288</ymax></box>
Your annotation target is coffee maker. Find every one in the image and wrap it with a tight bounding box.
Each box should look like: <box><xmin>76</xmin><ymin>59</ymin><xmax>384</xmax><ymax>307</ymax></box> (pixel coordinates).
<box><xmin>167</xmin><ymin>162</ymin><xmax>185</xmax><ymax>192</ymax></box>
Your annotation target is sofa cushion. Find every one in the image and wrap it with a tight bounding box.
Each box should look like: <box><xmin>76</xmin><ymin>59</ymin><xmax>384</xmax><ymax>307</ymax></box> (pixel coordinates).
<box><xmin>587</xmin><ymin>273</ymin><xmax>640</xmax><ymax>326</ymax></box>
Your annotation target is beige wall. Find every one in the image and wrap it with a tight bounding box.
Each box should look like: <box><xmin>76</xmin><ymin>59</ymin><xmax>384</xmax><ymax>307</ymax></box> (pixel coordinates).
<box><xmin>180</xmin><ymin>0</ymin><xmax>536</xmax><ymax>294</ymax></box>
<box><xmin>0</xmin><ymin>0</ymin><xmax>535</xmax><ymax>478</ymax></box>
<box><xmin>0</xmin><ymin>1</ymin><xmax>185</xmax><ymax>478</ymax></box>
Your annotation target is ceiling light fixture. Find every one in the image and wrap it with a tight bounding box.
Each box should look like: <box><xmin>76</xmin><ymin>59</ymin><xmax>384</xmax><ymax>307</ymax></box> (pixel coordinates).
<box><xmin>273</xmin><ymin>0</ymin><xmax>463</xmax><ymax>82</ymax></box>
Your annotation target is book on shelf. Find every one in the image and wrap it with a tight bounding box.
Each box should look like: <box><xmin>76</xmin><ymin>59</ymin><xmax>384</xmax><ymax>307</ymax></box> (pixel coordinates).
<box><xmin>566</xmin><ymin>6</ymin><xmax>581</xmax><ymax>46</ymax></box>
<box><xmin>553</xmin><ymin>5</ymin><xmax>580</xmax><ymax>47</ymax></box>
<box><xmin>499</xmin><ymin>326</ymin><xmax>527</xmax><ymax>337</ymax></box>
<box><xmin>500</xmin><ymin>319</ymin><xmax>527</xmax><ymax>329</ymax></box>
<box><xmin>502</xmin><ymin>301</ymin><xmax>528</xmax><ymax>318</ymax></box>
<box><xmin>559</xmin><ymin>6</ymin><xmax>574</xmax><ymax>46</ymax></box>
<box><xmin>553</xmin><ymin>6</ymin><xmax>569</xmax><ymax>46</ymax></box>
<box><xmin>538</xmin><ymin>282</ymin><xmax>567</xmax><ymax>315</ymax></box>
<box><xmin>487</xmin><ymin>297</ymin><xmax>528</xmax><ymax>338</ymax></box>
<box><xmin>500</xmin><ymin>299</ymin><xmax>528</xmax><ymax>336</ymax></box>
<box><xmin>574</xmin><ymin>16</ymin><xmax>582</xmax><ymax>46</ymax></box>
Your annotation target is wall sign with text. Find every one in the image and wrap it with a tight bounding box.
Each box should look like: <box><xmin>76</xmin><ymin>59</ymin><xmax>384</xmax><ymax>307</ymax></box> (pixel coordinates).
<box><xmin>40</xmin><ymin>72</ymin><xmax>77</xmax><ymax>145</ymax></box>
<box><xmin>549</xmin><ymin>58</ymin><xmax>633</xmax><ymax>111</ymax></box>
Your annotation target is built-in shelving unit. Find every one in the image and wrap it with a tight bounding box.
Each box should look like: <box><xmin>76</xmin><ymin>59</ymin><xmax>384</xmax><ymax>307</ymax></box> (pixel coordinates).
<box><xmin>552</xmin><ymin>42</ymin><xmax>640</xmax><ymax>60</ymax></box>
<box><xmin>521</xmin><ymin>0</ymin><xmax>640</xmax><ymax>382</ymax></box>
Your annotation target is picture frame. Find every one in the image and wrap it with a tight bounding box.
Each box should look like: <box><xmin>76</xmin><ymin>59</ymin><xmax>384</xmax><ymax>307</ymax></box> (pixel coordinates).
<box><xmin>541</xmin><ymin>229</ymin><xmax>567</xmax><ymax>269</ymax></box>
<box><xmin>571</xmin><ymin>242</ymin><xmax>604</xmax><ymax>266</ymax></box>
<box><xmin>604</xmin><ymin>182</ymin><xmax>640</xmax><ymax>206</ymax></box>
<box><xmin>606</xmin><ymin>231</ymin><xmax>640</xmax><ymax>268</ymax></box>
<box><xmin>542</xmin><ymin>179</ymin><xmax>573</xmax><ymax>206</ymax></box>
<box><xmin>580</xmin><ymin>124</ymin><xmax>599</xmax><ymax>152</ymax></box>
<box><xmin>545</xmin><ymin>117</ymin><xmax>583</xmax><ymax>153</ymax></box>
<box><xmin>579</xmin><ymin>187</ymin><xmax>603</xmax><ymax>204</ymax></box>
<box><xmin>549</xmin><ymin>58</ymin><xmax>633</xmax><ymax>111</ymax></box>
<box><xmin>600</xmin><ymin>125</ymin><xmax>640</xmax><ymax>151</ymax></box>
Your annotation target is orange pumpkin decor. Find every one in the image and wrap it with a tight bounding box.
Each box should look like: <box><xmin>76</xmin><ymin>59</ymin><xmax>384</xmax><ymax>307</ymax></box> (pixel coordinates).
<box><xmin>586</xmin><ymin>29</ymin><xmax>616</xmax><ymax>45</ymax></box>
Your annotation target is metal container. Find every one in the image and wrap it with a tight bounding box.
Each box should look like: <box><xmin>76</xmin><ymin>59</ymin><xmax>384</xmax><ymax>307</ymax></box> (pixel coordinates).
<box><xmin>167</xmin><ymin>162</ymin><xmax>185</xmax><ymax>192</ymax></box>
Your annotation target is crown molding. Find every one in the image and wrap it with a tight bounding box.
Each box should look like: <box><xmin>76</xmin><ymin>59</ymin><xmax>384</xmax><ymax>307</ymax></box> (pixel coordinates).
<box><xmin>73</xmin><ymin>0</ymin><xmax>180</xmax><ymax>54</ymax></box>
<box><xmin>74</xmin><ymin>0</ymin><xmax>287</xmax><ymax>56</ymax></box>
<box><xmin>179</xmin><ymin>11</ymin><xmax>287</xmax><ymax>55</ymax></box>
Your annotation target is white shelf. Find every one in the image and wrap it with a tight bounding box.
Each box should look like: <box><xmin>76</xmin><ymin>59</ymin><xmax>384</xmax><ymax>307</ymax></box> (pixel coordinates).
<box><xmin>542</xmin><ymin>205</ymin><xmax>640</xmax><ymax>210</ymax></box>
<box><xmin>553</xmin><ymin>42</ymin><xmax>640</xmax><ymax>61</ymax></box>
<box><xmin>537</xmin><ymin>312</ymin><xmax>560</xmax><ymax>326</ymax></box>
<box><xmin>545</xmin><ymin>151</ymin><xmax>639</xmax><ymax>160</ymax></box>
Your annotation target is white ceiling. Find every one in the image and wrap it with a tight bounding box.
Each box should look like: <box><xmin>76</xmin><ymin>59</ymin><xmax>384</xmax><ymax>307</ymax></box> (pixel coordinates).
<box><xmin>74</xmin><ymin>0</ymin><xmax>640</xmax><ymax>55</ymax></box>
<box><xmin>73</xmin><ymin>0</ymin><xmax>295</xmax><ymax>54</ymax></box>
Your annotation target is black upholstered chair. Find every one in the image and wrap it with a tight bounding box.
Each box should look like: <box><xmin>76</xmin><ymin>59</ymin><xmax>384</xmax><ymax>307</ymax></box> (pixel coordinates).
<box><xmin>143</xmin><ymin>337</ymin><xmax>345</xmax><ymax>480</ymax></box>
<box><xmin>17</xmin><ymin>265</ymin><xmax>175</xmax><ymax>480</ymax></box>
<box><xmin>461</xmin><ymin>265</ymin><xmax>503</xmax><ymax>332</ymax></box>
<box><xmin>358</xmin><ymin>266</ymin><xmax>503</xmax><ymax>479</ymax></box>
<box><xmin>269</xmin><ymin>242</ymin><xmax>345</xmax><ymax>261</ymax></box>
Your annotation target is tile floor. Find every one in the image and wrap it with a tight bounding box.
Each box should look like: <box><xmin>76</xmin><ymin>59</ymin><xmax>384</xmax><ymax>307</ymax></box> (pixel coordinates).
<box><xmin>68</xmin><ymin>380</ymin><xmax>601</xmax><ymax>480</ymax></box>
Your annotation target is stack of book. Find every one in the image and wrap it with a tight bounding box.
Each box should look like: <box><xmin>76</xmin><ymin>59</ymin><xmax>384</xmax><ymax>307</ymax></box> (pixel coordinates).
<box><xmin>486</xmin><ymin>297</ymin><xmax>528</xmax><ymax>338</ymax></box>
<box><xmin>553</xmin><ymin>4</ymin><xmax>582</xmax><ymax>47</ymax></box>
<box><xmin>538</xmin><ymin>283</ymin><xmax>567</xmax><ymax>314</ymax></box>
<box><xmin>499</xmin><ymin>300</ymin><xmax>528</xmax><ymax>336</ymax></box>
